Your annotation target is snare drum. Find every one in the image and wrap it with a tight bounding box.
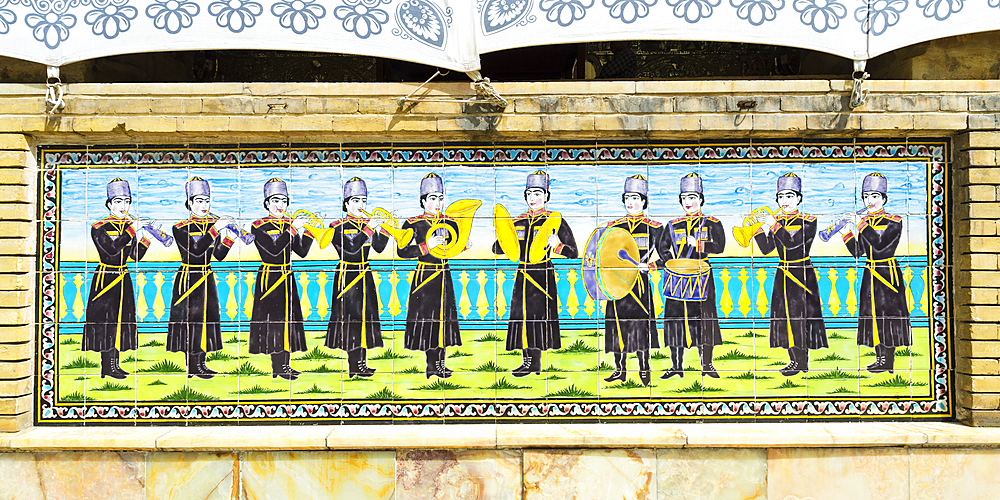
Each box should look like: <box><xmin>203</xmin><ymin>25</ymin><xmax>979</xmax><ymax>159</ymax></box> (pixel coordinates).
<box><xmin>662</xmin><ymin>258</ymin><xmax>711</xmax><ymax>301</ymax></box>
<box><xmin>582</xmin><ymin>227</ymin><xmax>640</xmax><ymax>301</ymax></box>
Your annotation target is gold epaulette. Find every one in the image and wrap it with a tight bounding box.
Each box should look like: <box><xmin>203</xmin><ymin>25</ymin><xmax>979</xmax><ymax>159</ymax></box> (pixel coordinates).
<box><xmin>804</xmin><ymin>214</ymin><xmax>817</xmax><ymax>222</ymax></box>
<box><xmin>644</xmin><ymin>217</ymin><xmax>663</xmax><ymax>227</ymax></box>
<box><xmin>252</xmin><ymin>219</ymin><xmax>267</xmax><ymax>228</ymax></box>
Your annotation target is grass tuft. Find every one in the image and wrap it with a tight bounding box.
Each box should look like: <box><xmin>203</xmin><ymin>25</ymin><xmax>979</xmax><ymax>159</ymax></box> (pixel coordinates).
<box><xmin>140</xmin><ymin>339</ymin><xmax>165</xmax><ymax>348</ymax></box>
<box><xmin>861</xmin><ymin>347</ymin><xmax>921</xmax><ymax>358</ymax></box>
<box><xmin>448</xmin><ymin>351</ymin><xmax>472</xmax><ymax>358</ymax></box>
<box><xmin>867</xmin><ymin>375</ymin><xmax>927</xmax><ymax>388</ymax></box>
<box><xmin>137</xmin><ymin>359</ymin><xmax>185</xmax><ymax>374</ymax></box>
<box><xmin>672</xmin><ymin>380</ymin><xmax>725</xmax><ymax>393</ymax></box>
<box><xmin>234</xmin><ymin>384</ymin><xmax>285</xmax><ymax>395</ymax></box>
<box><xmin>92</xmin><ymin>381</ymin><xmax>132</xmax><ymax>391</ymax></box>
<box><xmin>806</xmin><ymin>368</ymin><xmax>866</xmax><ymax>380</ymax></box>
<box><xmin>554</xmin><ymin>339</ymin><xmax>599</xmax><ymax>354</ymax></box>
<box><xmin>122</xmin><ymin>354</ymin><xmax>147</xmax><ymax>364</ymax></box>
<box><xmin>715</xmin><ymin>349</ymin><xmax>766</xmax><ymax>361</ymax></box>
<box><xmin>584</xmin><ymin>361</ymin><xmax>615</xmax><ymax>372</ymax></box>
<box><xmin>546</xmin><ymin>375</ymin><xmax>567</xmax><ymax>380</ymax></box>
<box><xmin>728</xmin><ymin>371</ymin><xmax>773</xmax><ymax>380</ymax></box>
<box><xmin>224</xmin><ymin>336</ymin><xmax>241</xmax><ymax>344</ymax></box>
<box><xmin>545</xmin><ymin>365</ymin><xmax>567</xmax><ymax>372</ymax></box>
<box><xmin>398</xmin><ymin>365</ymin><xmax>423</xmax><ymax>374</ymax></box>
<box><xmin>63</xmin><ymin>391</ymin><xmax>91</xmax><ymax>402</ymax></box>
<box><xmin>473</xmin><ymin>361</ymin><xmax>505</xmax><ymax>372</ymax></box>
<box><xmin>297</xmin><ymin>383</ymin><xmax>338</xmax><ymax>395</ymax></box>
<box><xmin>474</xmin><ymin>332</ymin><xmax>503</xmax><ymax>342</ymax></box>
<box><xmin>828</xmin><ymin>387</ymin><xmax>856</xmax><ymax>394</ymax></box>
<box><xmin>370</xmin><ymin>349</ymin><xmax>411</xmax><ymax>360</ymax></box>
<box><xmin>484</xmin><ymin>377</ymin><xmax>530</xmax><ymax>390</ymax></box>
<box><xmin>163</xmin><ymin>387</ymin><xmax>218</xmax><ymax>401</ymax></box>
<box><xmin>60</xmin><ymin>337</ymin><xmax>80</xmax><ymax>345</ymax></box>
<box><xmin>545</xmin><ymin>384</ymin><xmax>594</xmax><ymax>398</ymax></box>
<box><xmin>302</xmin><ymin>363</ymin><xmax>341</xmax><ymax>373</ymax></box>
<box><xmin>816</xmin><ymin>353</ymin><xmax>850</xmax><ymax>362</ymax></box>
<box><xmin>413</xmin><ymin>380</ymin><xmax>468</xmax><ymax>391</ymax></box>
<box><xmin>767</xmin><ymin>361</ymin><xmax>787</xmax><ymax>366</ymax></box>
<box><xmin>206</xmin><ymin>351</ymin><xmax>238</xmax><ymax>362</ymax></box>
<box><xmin>827</xmin><ymin>332</ymin><xmax>851</xmax><ymax>340</ymax></box>
<box><xmin>366</xmin><ymin>387</ymin><xmax>401</xmax><ymax>400</ymax></box>
<box><xmin>223</xmin><ymin>361</ymin><xmax>269</xmax><ymax>376</ymax></box>
<box><xmin>580</xmin><ymin>331</ymin><xmax>603</xmax><ymax>337</ymax></box>
<box><xmin>61</xmin><ymin>356</ymin><xmax>100</xmax><ymax>370</ymax></box>
<box><xmin>295</xmin><ymin>346</ymin><xmax>342</xmax><ymax>361</ymax></box>
<box><xmin>737</xmin><ymin>330</ymin><xmax>765</xmax><ymax>338</ymax></box>
<box><xmin>650</xmin><ymin>351</ymin><xmax>669</xmax><ymax>360</ymax></box>
<box><xmin>606</xmin><ymin>379</ymin><xmax>646</xmax><ymax>390</ymax></box>
<box><xmin>147</xmin><ymin>379</ymin><xmax>167</xmax><ymax>386</ymax></box>
<box><xmin>773</xmin><ymin>380</ymin><xmax>804</xmax><ymax>389</ymax></box>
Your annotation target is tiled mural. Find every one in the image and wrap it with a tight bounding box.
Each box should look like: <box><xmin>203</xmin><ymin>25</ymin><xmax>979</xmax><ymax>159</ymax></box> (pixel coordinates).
<box><xmin>35</xmin><ymin>140</ymin><xmax>951</xmax><ymax>424</ymax></box>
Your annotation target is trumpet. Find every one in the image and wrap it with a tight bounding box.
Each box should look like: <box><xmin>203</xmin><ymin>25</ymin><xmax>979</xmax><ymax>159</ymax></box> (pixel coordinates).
<box><xmin>126</xmin><ymin>212</ymin><xmax>174</xmax><ymax>247</ymax></box>
<box><xmin>280</xmin><ymin>210</ymin><xmax>335</xmax><ymax>249</ymax></box>
<box><xmin>732</xmin><ymin>206</ymin><xmax>776</xmax><ymax>248</ymax></box>
<box><xmin>207</xmin><ymin>213</ymin><xmax>255</xmax><ymax>245</ymax></box>
<box><xmin>360</xmin><ymin>208</ymin><xmax>413</xmax><ymax>248</ymax></box>
<box><xmin>818</xmin><ymin>208</ymin><xmax>868</xmax><ymax>242</ymax></box>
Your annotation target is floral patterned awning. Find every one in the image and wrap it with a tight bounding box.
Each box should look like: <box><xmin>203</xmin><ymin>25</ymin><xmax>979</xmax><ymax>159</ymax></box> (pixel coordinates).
<box><xmin>0</xmin><ymin>0</ymin><xmax>996</xmax><ymax>71</ymax></box>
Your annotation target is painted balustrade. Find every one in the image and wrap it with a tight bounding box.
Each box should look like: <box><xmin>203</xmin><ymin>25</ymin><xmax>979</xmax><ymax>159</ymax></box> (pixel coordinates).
<box><xmin>55</xmin><ymin>257</ymin><xmax>931</xmax><ymax>334</ymax></box>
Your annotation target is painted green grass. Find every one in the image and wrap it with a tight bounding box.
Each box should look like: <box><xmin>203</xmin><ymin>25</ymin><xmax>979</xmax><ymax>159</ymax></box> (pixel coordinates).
<box><xmin>370</xmin><ymin>349</ymin><xmax>411</xmax><ymax>360</ymax></box>
<box><xmin>767</xmin><ymin>360</ymin><xmax>787</xmax><ymax>366</ymax></box>
<box><xmin>816</xmin><ymin>353</ymin><xmax>850</xmax><ymax>362</ymax></box>
<box><xmin>554</xmin><ymin>339</ymin><xmax>600</xmax><ymax>354</ymax></box>
<box><xmin>140</xmin><ymin>339</ymin><xmax>165</xmax><ymax>348</ymax></box>
<box><xmin>234</xmin><ymin>384</ymin><xmax>285</xmax><ymax>395</ymax></box>
<box><xmin>122</xmin><ymin>354</ymin><xmax>148</xmax><ymax>364</ymax></box>
<box><xmin>650</xmin><ymin>351</ymin><xmax>669</xmax><ymax>360</ymax></box>
<box><xmin>715</xmin><ymin>349</ymin><xmax>766</xmax><ymax>361</ymax></box>
<box><xmin>485</xmin><ymin>377</ymin><xmax>529</xmax><ymax>390</ymax></box>
<box><xmin>92</xmin><ymin>381</ymin><xmax>132</xmax><ymax>391</ymax></box>
<box><xmin>413</xmin><ymin>380</ymin><xmax>468</xmax><ymax>391</ymax></box>
<box><xmin>295</xmin><ymin>346</ymin><xmax>342</xmax><ymax>361</ymax></box>
<box><xmin>206</xmin><ymin>351</ymin><xmax>238</xmax><ymax>362</ymax></box>
<box><xmin>163</xmin><ymin>387</ymin><xmax>218</xmax><ymax>401</ymax></box>
<box><xmin>225</xmin><ymin>336</ymin><xmax>241</xmax><ymax>344</ymax></box>
<box><xmin>366</xmin><ymin>387</ymin><xmax>401</xmax><ymax>400</ymax></box>
<box><xmin>672</xmin><ymin>381</ymin><xmax>725</xmax><ymax>393</ymax></box>
<box><xmin>774</xmin><ymin>380</ymin><xmax>804</xmax><ymax>389</ymax></box>
<box><xmin>63</xmin><ymin>391</ymin><xmax>92</xmax><ymax>402</ymax></box>
<box><xmin>223</xmin><ymin>361</ymin><xmax>269</xmax><ymax>376</ymax></box>
<box><xmin>61</xmin><ymin>356</ymin><xmax>100</xmax><ymax>370</ymax></box>
<box><xmin>545</xmin><ymin>384</ymin><xmax>594</xmax><ymax>398</ymax></box>
<box><xmin>137</xmin><ymin>359</ymin><xmax>185</xmax><ymax>374</ymax></box>
<box><xmin>545</xmin><ymin>365</ymin><xmax>568</xmax><ymax>372</ymax></box>
<box><xmin>147</xmin><ymin>380</ymin><xmax>168</xmax><ymax>386</ymax></box>
<box><xmin>301</xmin><ymin>363</ymin><xmax>341</xmax><ymax>374</ymax></box>
<box><xmin>606</xmin><ymin>380</ymin><xmax>646</xmax><ymax>390</ymax></box>
<box><xmin>547</xmin><ymin>375</ymin><xmax>567</xmax><ymax>380</ymax></box>
<box><xmin>580</xmin><ymin>331</ymin><xmax>603</xmax><ymax>337</ymax></box>
<box><xmin>297</xmin><ymin>383</ymin><xmax>338</xmax><ymax>395</ymax></box>
<box><xmin>398</xmin><ymin>365</ymin><xmax>423</xmax><ymax>374</ymax></box>
<box><xmin>827</xmin><ymin>332</ymin><xmax>851</xmax><ymax>340</ymax></box>
<box><xmin>498</xmin><ymin>351</ymin><xmax>521</xmax><ymax>356</ymax></box>
<box><xmin>60</xmin><ymin>337</ymin><xmax>80</xmax><ymax>345</ymax></box>
<box><xmin>806</xmin><ymin>369</ymin><xmax>866</xmax><ymax>380</ymax></box>
<box><xmin>737</xmin><ymin>330</ymin><xmax>765</xmax><ymax>338</ymax></box>
<box><xmin>722</xmin><ymin>340</ymin><xmax>741</xmax><ymax>345</ymax></box>
<box><xmin>829</xmin><ymin>387</ymin><xmax>856</xmax><ymax>394</ymax></box>
<box><xmin>584</xmin><ymin>361</ymin><xmax>615</xmax><ymax>372</ymax></box>
<box><xmin>728</xmin><ymin>371</ymin><xmax>773</xmax><ymax>380</ymax></box>
<box><xmin>473</xmin><ymin>361</ymin><xmax>505</xmax><ymax>372</ymax></box>
<box><xmin>868</xmin><ymin>375</ymin><xmax>928</xmax><ymax>388</ymax></box>
<box><xmin>74</xmin><ymin>376</ymin><xmax>85</xmax><ymax>381</ymax></box>
<box><xmin>474</xmin><ymin>332</ymin><xmax>503</xmax><ymax>342</ymax></box>
<box><xmin>448</xmin><ymin>351</ymin><xmax>473</xmax><ymax>358</ymax></box>
<box><xmin>861</xmin><ymin>347</ymin><xmax>921</xmax><ymax>357</ymax></box>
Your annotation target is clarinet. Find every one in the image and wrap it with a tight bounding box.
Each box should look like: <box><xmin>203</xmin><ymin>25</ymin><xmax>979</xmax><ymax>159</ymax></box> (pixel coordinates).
<box><xmin>209</xmin><ymin>213</ymin><xmax>255</xmax><ymax>244</ymax></box>
<box><xmin>818</xmin><ymin>208</ymin><xmax>868</xmax><ymax>242</ymax></box>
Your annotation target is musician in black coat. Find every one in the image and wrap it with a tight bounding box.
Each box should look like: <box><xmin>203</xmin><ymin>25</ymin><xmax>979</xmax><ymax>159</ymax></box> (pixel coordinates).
<box><xmin>601</xmin><ymin>175</ymin><xmax>663</xmax><ymax>387</ymax></box>
<box><xmin>84</xmin><ymin>178</ymin><xmax>151</xmax><ymax>379</ymax></box>
<box><xmin>839</xmin><ymin>173</ymin><xmax>912</xmax><ymax>373</ymax></box>
<box><xmin>249</xmin><ymin>178</ymin><xmax>315</xmax><ymax>380</ymax></box>
<box><xmin>324</xmin><ymin>177</ymin><xmax>390</xmax><ymax>378</ymax></box>
<box><xmin>491</xmin><ymin>171</ymin><xmax>578</xmax><ymax>377</ymax></box>
<box><xmin>660</xmin><ymin>173</ymin><xmax>726</xmax><ymax>379</ymax></box>
<box><xmin>166</xmin><ymin>177</ymin><xmax>238</xmax><ymax>379</ymax></box>
<box><xmin>397</xmin><ymin>173</ymin><xmax>463</xmax><ymax>379</ymax></box>
<box><xmin>753</xmin><ymin>173</ymin><xmax>828</xmax><ymax>376</ymax></box>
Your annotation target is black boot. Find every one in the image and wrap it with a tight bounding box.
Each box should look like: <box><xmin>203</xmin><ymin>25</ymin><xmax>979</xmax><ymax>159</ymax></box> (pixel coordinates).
<box><xmin>780</xmin><ymin>348</ymin><xmax>806</xmax><ymax>376</ymax></box>
<box><xmin>348</xmin><ymin>349</ymin><xmax>374</xmax><ymax>378</ymax></box>
<box><xmin>271</xmin><ymin>351</ymin><xmax>298</xmax><ymax>380</ymax></box>
<box><xmin>435</xmin><ymin>348</ymin><xmax>453</xmax><ymax>379</ymax></box>
<box><xmin>637</xmin><ymin>350</ymin><xmax>651</xmax><ymax>386</ymax></box>
<box><xmin>661</xmin><ymin>347</ymin><xmax>684</xmax><ymax>379</ymax></box>
<box><xmin>100</xmin><ymin>350</ymin><xmax>119</xmax><ymax>379</ymax></box>
<box><xmin>359</xmin><ymin>348</ymin><xmax>376</xmax><ymax>376</ymax></box>
<box><xmin>199</xmin><ymin>352</ymin><xmax>218</xmax><ymax>378</ymax></box>
<box><xmin>512</xmin><ymin>348</ymin><xmax>541</xmax><ymax>377</ymax></box>
<box><xmin>527</xmin><ymin>348</ymin><xmax>542</xmax><ymax>375</ymax></box>
<box><xmin>283</xmin><ymin>351</ymin><xmax>300</xmax><ymax>377</ymax></box>
<box><xmin>105</xmin><ymin>349</ymin><xmax>128</xmax><ymax>379</ymax></box>
<box><xmin>884</xmin><ymin>346</ymin><xmax>895</xmax><ymax>374</ymax></box>
<box><xmin>604</xmin><ymin>352</ymin><xmax>627</xmax><ymax>383</ymax></box>
<box><xmin>868</xmin><ymin>344</ymin><xmax>895</xmax><ymax>374</ymax></box>
<box><xmin>700</xmin><ymin>345</ymin><xmax>720</xmax><ymax>379</ymax></box>
<box><xmin>800</xmin><ymin>348</ymin><xmax>810</xmax><ymax>373</ymax></box>
<box><xmin>425</xmin><ymin>350</ymin><xmax>439</xmax><ymax>379</ymax></box>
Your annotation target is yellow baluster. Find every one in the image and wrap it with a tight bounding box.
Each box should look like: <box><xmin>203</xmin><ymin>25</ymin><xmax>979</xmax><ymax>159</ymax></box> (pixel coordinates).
<box><xmin>918</xmin><ymin>267</ymin><xmax>929</xmax><ymax>316</ymax></box>
<box><xmin>649</xmin><ymin>268</ymin><xmax>664</xmax><ymax>317</ymax></box>
<box><xmin>565</xmin><ymin>268</ymin><xmax>580</xmax><ymax>319</ymax></box>
<box><xmin>754</xmin><ymin>268</ymin><xmax>769</xmax><ymax>318</ymax></box>
<box><xmin>458</xmin><ymin>270</ymin><xmax>472</xmax><ymax>319</ymax></box>
<box><xmin>225</xmin><ymin>272</ymin><xmax>239</xmax><ymax>321</ymax></box>
<box><xmin>902</xmin><ymin>267</ymin><xmax>915</xmax><ymax>314</ymax></box>
<box><xmin>827</xmin><ymin>268</ymin><xmax>841</xmax><ymax>317</ymax></box>
<box><xmin>386</xmin><ymin>271</ymin><xmax>402</xmax><ymax>317</ymax></box>
<box><xmin>152</xmin><ymin>272</ymin><xmax>166</xmax><ymax>321</ymax></box>
<box><xmin>495</xmin><ymin>269</ymin><xmax>508</xmax><ymax>319</ymax></box>
<box><xmin>554</xmin><ymin>269</ymin><xmax>562</xmax><ymax>314</ymax></box>
<box><xmin>845</xmin><ymin>267</ymin><xmax>858</xmax><ymax>317</ymax></box>
<box><xmin>298</xmin><ymin>271</ymin><xmax>312</xmax><ymax>320</ymax></box>
<box><xmin>58</xmin><ymin>274</ymin><xmax>70</xmax><ymax>321</ymax></box>
<box><xmin>371</xmin><ymin>269</ymin><xmax>383</xmax><ymax>313</ymax></box>
<box><xmin>243</xmin><ymin>272</ymin><xmax>256</xmax><ymax>320</ymax></box>
<box><xmin>737</xmin><ymin>268</ymin><xmax>751</xmax><ymax>318</ymax></box>
<box><xmin>718</xmin><ymin>268</ymin><xmax>733</xmax><ymax>318</ymax></box>
<box><xmin>475</xmin><ymin>270</ymin><xmax>490</xmax><ymax>319</ymax></box>
<box><xmin>315</xmin><ymin>272</ymin><xmax>330</xmax><ymax>320</ymax></box>
<box><xmin>134</xmin><ymin>272</ymin><xmax>148</xmax><ymax>322</ymax></box>
<box><xmin>72</xmin><ymin>273</ymin><xmax>85</xmax><ymax>321</ymax></box>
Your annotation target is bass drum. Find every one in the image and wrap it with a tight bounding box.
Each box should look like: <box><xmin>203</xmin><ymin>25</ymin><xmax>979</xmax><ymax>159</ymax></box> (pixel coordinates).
<box><xmin>581</xmin><ymin>226</ymin><xmax>640</xmax><ymax>301</ymax></box>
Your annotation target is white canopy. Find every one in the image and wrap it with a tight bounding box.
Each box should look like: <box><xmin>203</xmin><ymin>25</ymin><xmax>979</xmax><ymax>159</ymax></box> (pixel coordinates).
<box><xmin>1</xmin><ymin>0</ymin><xmax>997</xmax><ymax>72</ymax></box>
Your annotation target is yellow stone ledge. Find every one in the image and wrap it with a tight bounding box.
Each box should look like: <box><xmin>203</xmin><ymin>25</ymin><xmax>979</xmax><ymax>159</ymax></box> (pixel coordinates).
<box><xmin>0</xmin><ymin>423</ymin><xmax>997</xmax><ymax>451</ymax></box>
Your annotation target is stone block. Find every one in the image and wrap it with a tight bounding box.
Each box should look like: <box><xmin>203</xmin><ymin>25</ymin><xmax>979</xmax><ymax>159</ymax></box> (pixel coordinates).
<box><xmin>956</xmin><ymin>131</ymin><xmax>1000</xmax><ymax>150</ymax></box>
<box><xmin>967</xmin><ymin>237</ymin><xmax>1000</xmax><ymax>253</ymax></box>
<box><xmin>0</xmin><ymin>342</ymin><xmax>30</xmax><ymax>361</ymax></box>
<box><xmin>806</xmin><ymin>113</ymin><xmax>861</xmax><ymax>130</ymax></box>
<box><xmin>958</xmin><ymin>340</ymin><xmax>1000</xmax><ymax>358</ymax></box>
<box><xmin>0</xmin><ymin>376</ymin><xmax>31</xmax><ymax>395</ymax></box>
<box><xmin>280</xmin><ymin>116</ymin><xmax>334</xmax><ymax>131</ymax></box>
<box><xmin>71</xmin><ymin>117</ymin><xmax>125</xmax><ymax>133</ymax></box>
<box><xmin>332</xmin><ymin>115</ymin><xmax>389</xmax><ymax>133</ymax></box>
<box><xmin>251</xmin><ymin>99</ymin><xmax>308</xmax><ymax>115</ymax></box>
<box><xmin>969</xmin><ymin>306</ymin><xmax>1000</xmax><ymax>323</ymax></box>
<box><xmin>968</xmin><ymin>114</ymin><xmax>999</xmax><ymax>130</ymax></box>
<box><xmin>962</xmin><ymin>186</ymin><xmax>999</xmax><ymax>203</ymax></box>
<box><xmin>752</xmin><ymin>114</ymin><xmax>806</xmax><ymax>131</ymax></box>
<box><xmin>0</xmin><ymin>237</ymin><xmax>35</xmax><ymax>255</ymax></box>
<box><xmin>0</xmin><ymin>290</ymin><xmax>30</xmax><ymax>307</ymax></box>
<box><xmin>0</xmin><ymin>274</ymin><xmax>32</xmax><ymax>291</ymax></box>
<box><xmin>396</xmin><ymin>450</ymin><xmax>521</xmax><ymax>500</ymax></box>
<box><xmin>970</xmin><ymin>95</ymin><xmax>1000</xmax><ymax>112</ymax></box>
<box><xmin>864</xmin><ymin>95</ymin><xmax>940</xmax><ymax>112</ymax></box>
<box><xmin>956</xmin><ymin>357</ymin><xmax>1000</xmax><ymax>375</ymax></box>
<box><xmin>0</xmin><ymin>411</ymin><xmax>30</xmax><ymax>432</ymax></box>
<box><xmin>96</xmin><ymin>98</ymin><xmax>151</xmax><ymax>114</ymax></box>
<box><xmin>939</xmin><ymin>95</ymin><xmax>969</xmax><ymax>111</ymax></box>
<box><xmin>0</xmin><ymin>307</ymin><xmax>31</xmax><ymax>325</ymax></box>
<box><xmin>965</xmin><ymin>149</ymin><xmax>998</xmax><ymax>166</ymax></box>
<box><xmin>959</xmin><ymin>323</ymin><xmax>1000</xmax><ymax>340</ymax></box>
<box><xmin>201</xmin><ymin>97</ymin><xmax>254</xmax><ymax>114</ymax></box>
<box><xmin>0</xmin><ymin>204</ymin><xmax>33</xmax><ymax>221</ymax></box>
<box><xmin>768</xmin><ymin>448</ymin><xmax>908</xmax><ymax>500</ymax></box>
<box><xmin>0</xmin><ymin>394</ymin><xmax>30</xmax><ymax>414</ymax></box>
<box><xmin>241</xmin><ymin>451</ymin><xmax>395</xmax><ymax>500</ymax></box>
<box><xmin>540</xmin><ymin>115</ymin><xmax>595</xmax><ymax>133</ymax></box>
<box><xmin>63</xmin><ymin>98</ymin><xmax>99</xmax><ymax>115</ymax></box>
<box><xmin>699</xmin><ymin>114</ymin><xmax>752</xmax><ymax>131</ymax></box>
<box><xmin>0</xmin><ymin>152</ymin><xmax>32</xmax><ymax>171</ymax></box>
<box><xmin>780</xmin><ymin>95</ymin><xmax>844</xmax><ymax>112</ymax></box>
<box><xmin>523</xmin><ymin>449</ymin><xmax>656</xmax><ymax>500</ymax></box>
<box><xmin>149</xmin><ymin>98</ymin><xmax>203</xmax><ymax>114</ymax></box>
<box><xmin>913</xmin><ymin>113</ymin><xmax>968</xmax><ymax>130</ymax></box>
<box><xmin>859</xmin><ymin>113</ymin><xmax>914</xmax><ymax>131</ymax></box>
<box><xmin>971</xmin><ymin>376</ymin><xmax>1000</xmax><ymax>394</ymax></box>
<box><xmin>609</xmin><ymin>96</ymin><xmax>674</xmax><ymax>114</ymax></box>
<box><xmin>962</xmin><ymin>410</ymin><xmax>1000</xmax><ymax>427</ymax></box>
<box><xmin>0</xmin><ymin>360</ymin><xmax>31</xmax><ymax>379</ymax></box>
<box><xmin>495</xmin><ymin>115</ymin><xmax>543</xmax><ymax>133</ymax></box>
<box><xmin>176</xmin><ymin>116</ymin><xmax>230</xmax><ymax>132</ymax></box>
<box><xmin>125</xmin><ymin>117</ymin><xmax>177</xmax><ymax>134</ymax></box>
<box><xmin>657</xmin><ymin>448</ymin><xmax>767</xmax><ymax>500</ymax></box>
<box><xmin>648</xmin><ymin>114</ymin><xmax>701</xmax><ymax>132</ymax></box>
<box><xmin>727</xmin><ymin>96</ymin><xmax>781</xmax><ymax>113</ymax></box>
<box><xmin>968</xmin><ymin>202</ymin><xmax>1000</xmax><ymax>219</ymax></box>
<box><xmin>359</xmin><ymin>98</ymin><xmax>405</xmax><ymax>114</ymax></box>
<box><xmin>0</xmin><ymin>134</ymin><xmax>29</xmax><ymax>151</ymax></box>
<box><xmin>440</xmin><ymin>115</ymin><xmax>502</xmax><ymax>133</ymax></box>
<box><xmin>675</xmin><ymin>96</ymin><xmax>727</xmax><ymax>113</ymax></box>
<box><xmin>0</xmin><ymin>257</ymin><xmax>32</xmax><ymax>273</ymax></box>
<box><xmin>594</xmin><ymin>115</ymin><xmax>650</xmax><ymax>133</ymax></box>
<box><xmin>228</xmin><ymin>116</ymin><xmax>282</xmax><ymax>132</ymax></box>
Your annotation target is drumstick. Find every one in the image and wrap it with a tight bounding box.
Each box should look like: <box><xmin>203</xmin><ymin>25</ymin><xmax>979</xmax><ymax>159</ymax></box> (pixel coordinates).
<box><xmin>617</xmin><ymin>250</ymin><xmax>642</xmax><ymax>267</ymax></box>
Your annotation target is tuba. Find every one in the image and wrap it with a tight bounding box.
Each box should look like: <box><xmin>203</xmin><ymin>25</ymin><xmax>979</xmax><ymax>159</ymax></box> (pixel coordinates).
<box><xmin>493</xmin><ymin>204</ymin><xmax>520</xmax><ymax>262</ymax></box>
<box><xmin>427</xmin><ymin>199</ymin><xmax>481</xmax><ymax>260</ymax></box>
<box><xmin>361</xmin><ymin>208</ymin><xmax>413</xmax><ymax>248</ymax></box>
<box><xmin>732</xmin><ymin>206</ymin><xmax>775</xmax><ymax>248</ymax></box>
<box><xmin>282</xmin><ymin>210</ymin><xmax>334</xmax><ymax>249</ymax></box>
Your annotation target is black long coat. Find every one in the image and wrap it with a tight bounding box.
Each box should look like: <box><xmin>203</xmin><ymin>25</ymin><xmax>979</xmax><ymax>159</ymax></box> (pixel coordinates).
<box><xmin>491</xmin><ymin>209</ymin><xmax>578</xmax><ymax>351</ymax></box>
<box><xmin>166</xmin><ymin>216</ymin><xmax>234</xmax><ymax>354</ymax></box>
<box><xmin>602</xmin><ymin>216</ymin><xmax>663</xmax><ymax>353</ymax></box>
<box><xmin>397</xmin><ymin>214</ymin><xmax>462</xmax><ymax>351</ymax></box>
<box><xmin>753</xmin><ymin>211</ymin><xmax>829</xmax><ymax>350</ymax></box>
<box><xmin>324</xmin><ymin>216</ymin><xmax>389</xmax><ymax>352</ymax></box>
<box><xmin>660</xmin><ymin>214</ymin><xmax>726</xmax><ymax>348</ymax></box>
<box><xmin>83</xmin><ymin>216</ymin><xmax>150</xmax><ymax>353</ymax></box>
<box><xmin>248</xmin><ymin>216</ymin><xmax>313</xmax><ymax>354</ymax></box>
<box><xmin>843</xmin><ymin>212</ymin><xmax>912</xmax><ymax>348</ymax></box>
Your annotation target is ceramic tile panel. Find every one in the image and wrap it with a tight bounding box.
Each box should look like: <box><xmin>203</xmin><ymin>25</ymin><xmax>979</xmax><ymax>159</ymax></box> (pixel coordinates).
<box><xmin>35</xmin><ymin>139</ymin><xmax>951</xmax><ymax>424</ymax></box>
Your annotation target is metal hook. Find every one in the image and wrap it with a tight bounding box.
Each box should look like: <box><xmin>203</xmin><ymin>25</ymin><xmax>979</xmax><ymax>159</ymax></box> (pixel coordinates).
<box><xmin>850</xmin><ymin>60</ymin><xmax>869</xmax><ymax>109</ymax></box>
<box><xmin>45</xmin><ymin>66</ymin><xmax>65</xmax><ymax>114</ymax></box>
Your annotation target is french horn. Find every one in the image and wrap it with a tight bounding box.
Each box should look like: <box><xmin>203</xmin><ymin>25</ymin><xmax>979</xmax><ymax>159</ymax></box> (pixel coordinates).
<box><xmin>732</xmin><ymin>206</ymin><xmax>775</xmax><ymax>248</ymax></box>
<box><xmin>427</xmin><ymin>199</ymin><xmax>481</xmax><ymax>260</ymax></box>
